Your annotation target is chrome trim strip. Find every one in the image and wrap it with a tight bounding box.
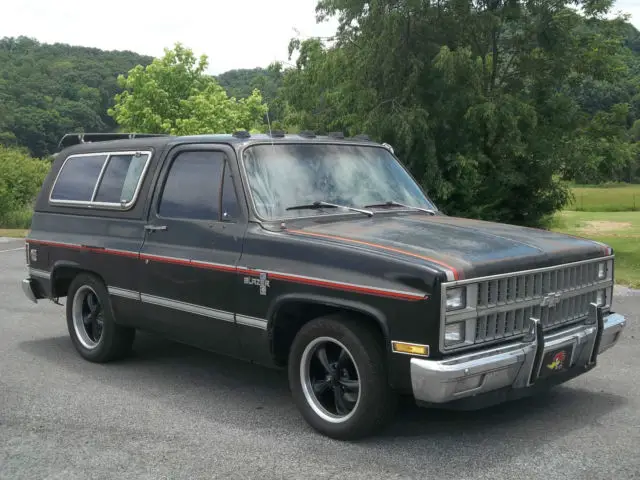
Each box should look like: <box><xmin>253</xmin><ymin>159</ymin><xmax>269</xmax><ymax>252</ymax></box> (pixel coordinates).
<box><xmin>90</xmin><ymin>152</ymin><xmax>112</xmax><ymax>202</ymax></box>
<box><xmin>107</xmin><ymin>286</ymin><xmax>141</xmax><ymax>301</ymax></box>
<box><xmin>140</xmin><ymin>293</ymin><xmax>235</xmax><ymax>322</ymax></box>
<box><xmin>236</xmin><ymin>314</ymin><xmax>268</xmax><ymax>329</ymax></box>
<box><xmin>49</xmin><ymin>150</ymin><xmax>153</xmax><ymax>210</ymax></box>
<box><xmin>28</xmin><ymin>268</ymin><xmax>51</xmax><ymax>279</ymax></box>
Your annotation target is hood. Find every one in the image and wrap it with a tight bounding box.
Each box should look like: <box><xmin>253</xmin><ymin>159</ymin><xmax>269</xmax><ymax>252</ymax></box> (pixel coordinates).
<box><xmin>283</xmin><ymin>213</ymin><xmax>610</xmax><ymax>281</ymax></box>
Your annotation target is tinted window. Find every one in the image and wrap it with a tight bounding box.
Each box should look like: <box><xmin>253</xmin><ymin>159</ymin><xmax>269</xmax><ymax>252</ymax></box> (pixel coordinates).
<box><xmin>94</xmin><ymin>153</ymin><xmax>149</xmax><ymax>204</ymax></box>
<box><xmin>221</xmin><ymin>163</ymin><xmax>239</xmax><ymax>220</ymax></box>
<box><xmin>158</xmin><ymin>151</ymin><xmax>224</xmax><ymax>220</ymax></box>
<box><xmin>50</xmin><ymin>154</ymin><xmax>108</xmax><ymax>201</ymax></box>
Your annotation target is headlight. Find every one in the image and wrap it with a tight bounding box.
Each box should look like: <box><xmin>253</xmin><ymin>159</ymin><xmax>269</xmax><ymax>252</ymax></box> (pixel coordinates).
<box><xmin>597</xmin><ymin>262</ymin><xmax>606</xmax><ymax>280</ymax></box>
<box><xmin>444</xmin><ymin>322</ymin><xmax>465</xmax><ymax>346</ymax></box>
<box><xmin>446</xmin><ymin>287</ymin><xmax>466</xmax><ymax>311</ymax></box>
<box><xmin>596</xmin><ymin>289</ymin><xmax>606</xmax><ymax>306</ymax></box>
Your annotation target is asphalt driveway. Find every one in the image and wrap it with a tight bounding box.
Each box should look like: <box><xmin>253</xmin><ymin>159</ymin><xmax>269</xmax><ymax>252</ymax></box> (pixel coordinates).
<box><xmin>1</xmin><ymin>238</ymin><xmax>639</xmax><ymax>479</ymax></box>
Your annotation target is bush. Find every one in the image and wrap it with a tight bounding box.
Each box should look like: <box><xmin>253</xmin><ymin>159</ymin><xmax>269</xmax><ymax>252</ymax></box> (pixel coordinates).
<box><xmin>0</xmin><ymin>145</ymin><xmax>50</xmax><ymax>227</ymax></box>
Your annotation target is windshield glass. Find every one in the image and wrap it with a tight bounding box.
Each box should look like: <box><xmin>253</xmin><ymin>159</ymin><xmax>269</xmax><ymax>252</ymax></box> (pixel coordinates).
<box><xmin>242</xmin><ymin>143</ymin><xmax>437</xmax><ymax>220</ymax></box>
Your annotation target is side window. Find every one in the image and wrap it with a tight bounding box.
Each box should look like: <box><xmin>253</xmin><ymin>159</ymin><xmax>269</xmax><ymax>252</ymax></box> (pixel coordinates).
<box><xmin>158</xmin><ymin>151</ymin><xmax>225</xmax><ymax>220</ymax></box>
<box><xmin>94</xmin><ymin>153</ymin><xmax>149</xmax><ymax>204</ymax></box>
<box><xmin>220</xmin><ymin>162</ymin><xmax>240</xmax><ymax>220</ymax></box>
<box><xmin>50</xmin><ymin>151</ymin><xmax>151</xmax><ymax>207</ymax></box>
<box><xmin>50</xmin><ymin>154</ymin><xmax>108</xmax><ymax>201</ymax></box>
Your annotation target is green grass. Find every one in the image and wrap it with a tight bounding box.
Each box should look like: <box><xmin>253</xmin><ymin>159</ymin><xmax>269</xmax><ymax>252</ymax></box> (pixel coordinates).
<box><xmin>0</xmin><ymin>229</ymin><xmax>28</xmax><ymax>238</ymax></box>
<box><xmin>550</xmin><ymin>211</ymin><xmax>640</xmax><ymax>288</ymax></box>
<box><xmin>568</xmin><ymin>183</ymin><xmax>640</xmax><ymax>212</ymax></box>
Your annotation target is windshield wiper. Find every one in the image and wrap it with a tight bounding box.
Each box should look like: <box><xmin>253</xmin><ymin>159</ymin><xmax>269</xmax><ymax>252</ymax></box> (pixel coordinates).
<box><xmin>363</xmin><ymin>201</ymin><xmax>436</xmax><ymax>215</ymax></box>
<box><xmin>286</xmin><ymin>201</ymin><xmax>374</xmax><ymax>217</ymax></box>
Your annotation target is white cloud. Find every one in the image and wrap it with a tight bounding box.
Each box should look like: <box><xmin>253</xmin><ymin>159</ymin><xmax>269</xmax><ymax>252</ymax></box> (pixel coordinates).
<box><xmin>1</xmin><ymin>0</ymin><xmax>339</xmax><ymax>74</ymax></box>
<box><xmin>1</xmin><ymin>0</ymin><xmax>638</xmax><ymax>75</ymax></box>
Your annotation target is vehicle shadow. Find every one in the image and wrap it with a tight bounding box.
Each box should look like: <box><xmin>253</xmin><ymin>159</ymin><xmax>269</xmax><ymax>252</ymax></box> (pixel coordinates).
<box><xmin>20</xmin><ymin>330</ymin><xmax>628</xmax><ymax>471</ymax></box>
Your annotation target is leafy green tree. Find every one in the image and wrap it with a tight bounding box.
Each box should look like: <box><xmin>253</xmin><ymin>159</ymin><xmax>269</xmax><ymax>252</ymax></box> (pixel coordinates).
<box><xmin>108</xmin><ymin>43</ymin><xmax>268</xmax><ymax>135</ymax></box>
<box><xmin>0</xmin><ymin>145</ymin><xmax>50</xmax><ymax>227</ymax></box>
<box><xmin>216</xmin><ymin>64</ymin><xmax>288</xmax><ymax>127</ymax></box>
<box><xmin>277</xmin><ymin>0</ymin><xmax>639</xmax><ymax>225</ymax></box>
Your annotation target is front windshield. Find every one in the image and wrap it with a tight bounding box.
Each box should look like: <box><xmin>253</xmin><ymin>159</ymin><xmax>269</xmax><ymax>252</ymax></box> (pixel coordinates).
<box><xmin>242</xmin><ymin>143</ymin><xmax>437</xmax><ymax>220</ymax></box>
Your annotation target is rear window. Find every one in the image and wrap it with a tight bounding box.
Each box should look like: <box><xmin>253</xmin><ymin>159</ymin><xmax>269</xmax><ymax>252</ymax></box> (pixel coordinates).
<box><xmin>50</xmin><ymin>151</ymin><xmax>152</xmax><ymax>208</ymax></box>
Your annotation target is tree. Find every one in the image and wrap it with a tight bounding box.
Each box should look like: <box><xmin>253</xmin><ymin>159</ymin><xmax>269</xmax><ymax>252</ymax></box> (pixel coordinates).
<box><xmin>0</xmin><ymin>145</ymin><xmax>50</xmax><ymax>227</ymax></box>
<box><xmin>108</xmin><ymin>43</ymin><xmax>268</xmax><ymax>135</ymax></box>
<box><xmin>276</xmin><ymin>0</ymin><xmax>639</xmax><ymax>226</ymax></box>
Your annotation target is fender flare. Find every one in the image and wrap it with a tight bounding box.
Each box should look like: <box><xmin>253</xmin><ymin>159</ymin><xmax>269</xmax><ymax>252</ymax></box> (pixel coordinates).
<box><xmin>266</xmin><ymin>292</ymin><xmax>391</xmax><ymax>344</ymax></box>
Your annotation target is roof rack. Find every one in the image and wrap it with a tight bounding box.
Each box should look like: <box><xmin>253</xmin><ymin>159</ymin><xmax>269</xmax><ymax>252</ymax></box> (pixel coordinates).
<box><xmin>57</xmin><ymin>132</ymin><xmax>169</xmax><ymax>150</ymax></box>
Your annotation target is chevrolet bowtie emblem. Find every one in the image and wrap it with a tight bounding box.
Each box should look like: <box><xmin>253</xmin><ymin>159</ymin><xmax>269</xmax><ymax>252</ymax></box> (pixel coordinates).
<box><xmin>540</xmin><ymin>293</ymin><xmax>562</xmax><ymax>307</ymax></box>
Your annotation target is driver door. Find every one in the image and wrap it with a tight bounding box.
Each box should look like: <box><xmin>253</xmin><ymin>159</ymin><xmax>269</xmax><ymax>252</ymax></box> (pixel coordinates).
<box><xmin>137</xmin><ymin>144</ymin><xmax>246</xmax><ymax>356</ymax></box>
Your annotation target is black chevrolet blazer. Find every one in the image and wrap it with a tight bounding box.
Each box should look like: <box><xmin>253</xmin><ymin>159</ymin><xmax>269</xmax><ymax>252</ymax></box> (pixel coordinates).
<box><xmin>22</xmin><ymin>131</ymin><xmax>627</xmax><ymax>439</ymax></box>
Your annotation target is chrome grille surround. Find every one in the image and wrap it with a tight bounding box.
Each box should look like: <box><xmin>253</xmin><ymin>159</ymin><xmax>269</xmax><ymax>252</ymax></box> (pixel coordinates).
<box><xmin>439</xmin><ymin>256</ymin><xmax>614</xmax><ymax>354</ymax></box>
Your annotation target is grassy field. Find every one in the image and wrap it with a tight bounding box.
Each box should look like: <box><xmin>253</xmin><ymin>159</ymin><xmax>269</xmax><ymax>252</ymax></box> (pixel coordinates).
<box><xmin>551</xmin><ymin>209</ymin><xmax>640</xmax><ymax>289</ymax></box>
<box><xmin>567</xmin><ymin>183</ymin><xmax>640</xmax><ymax>212</ymax></box>
<box><xmin>0</xmin><ymin>229</ymin><xmax>28</xmax><ymax>238</ymax></box>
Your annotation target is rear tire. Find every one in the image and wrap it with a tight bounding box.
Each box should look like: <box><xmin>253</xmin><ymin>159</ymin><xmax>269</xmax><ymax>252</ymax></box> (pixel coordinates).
<box><xmin>288</xmin><ymin>314</ymin><xmax>396</xmax><ymax>440</ymax></box>
<box><xmin>66</xmin><ymin>273</ymin><xmax>135</xmax><ymax>363</ymax></box>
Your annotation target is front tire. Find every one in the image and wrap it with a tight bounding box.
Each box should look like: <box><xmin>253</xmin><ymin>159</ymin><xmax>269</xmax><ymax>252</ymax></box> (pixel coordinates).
<box><xmin>66</xmin><ymin>273</ymin><xmax>135</xmax><ymax>363</ymax></box>
<box><xmin>288</xmin><ymin>314</ymin><xmax>396</xmax><ymax>440</ymax></box>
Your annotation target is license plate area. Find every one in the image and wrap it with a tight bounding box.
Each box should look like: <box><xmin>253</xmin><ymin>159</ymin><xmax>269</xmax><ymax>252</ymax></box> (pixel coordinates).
<box><xmin>538</xmin><ymin>344</ymin><xmax>574</xmax><ymax>379</ymax></box>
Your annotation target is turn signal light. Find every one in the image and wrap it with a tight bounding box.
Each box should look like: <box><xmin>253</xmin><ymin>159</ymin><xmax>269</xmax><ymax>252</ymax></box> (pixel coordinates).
<box><xmin>391</xmin><ymin>341</ymin><xmax>429</xmax><ymax>356</ymax></box>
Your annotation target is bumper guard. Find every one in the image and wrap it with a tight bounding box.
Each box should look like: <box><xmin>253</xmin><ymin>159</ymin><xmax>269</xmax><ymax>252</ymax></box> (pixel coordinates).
<box><xmin>411</xmin><ymin>303</ymin><xmax>626</xmax><ymax>405</ymax></box>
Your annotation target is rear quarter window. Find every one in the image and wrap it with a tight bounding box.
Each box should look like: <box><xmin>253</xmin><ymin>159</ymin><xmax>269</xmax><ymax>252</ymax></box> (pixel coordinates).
<box><xmin>49</xmin><ymin>154</ymin><xmax>108</xmax><ymax>201</ymax></box>
<box><xmin>50</xmin><ymin>151</ymin><xmax>152</xmax><ymax>208</ymax></box>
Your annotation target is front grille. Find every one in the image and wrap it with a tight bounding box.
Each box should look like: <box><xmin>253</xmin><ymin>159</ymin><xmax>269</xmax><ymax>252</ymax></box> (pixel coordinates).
<box><xmin>441</xmin><ymin>256</ymin><xmax>614</xmax><ymax>352</ymax></box>
<box><xmin>474</xmin><ymin>290</ymin><xmax>600</xmax><ymax>343</ymax></box>
<box><xmin>476</xmin><ymin>261</ymin><xmax>603</xmax><ymax>308</ymax></box>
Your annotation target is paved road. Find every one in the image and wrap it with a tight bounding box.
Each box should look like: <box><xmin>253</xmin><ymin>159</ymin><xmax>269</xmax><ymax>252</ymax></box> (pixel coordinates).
<box><xmin>1</xmin><ymin>238</ymin><xmax>639</xmax><ymax>480</ymax></box>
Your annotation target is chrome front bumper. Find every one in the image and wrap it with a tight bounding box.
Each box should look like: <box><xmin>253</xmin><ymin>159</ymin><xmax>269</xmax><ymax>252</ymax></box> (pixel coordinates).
<box><xmin>411</xmin><ymin>304</ymin><xmax>626</xmax><ymax>405</ymax></box>
<box><xmin>22</xmin><ymin>278</ymin><xmax>39</xmax><ymax>303</ymax></box>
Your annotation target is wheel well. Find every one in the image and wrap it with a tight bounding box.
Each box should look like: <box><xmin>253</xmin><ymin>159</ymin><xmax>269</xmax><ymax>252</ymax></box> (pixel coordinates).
<box><xmin>270</xmin><ymin>301</ymin><xmax>387</xmax><ymax>367</ymax></box>
<box><xmin>51</xmin><ymin>266</ymin><xmax>100</xmax><ymax>298</ymax></box>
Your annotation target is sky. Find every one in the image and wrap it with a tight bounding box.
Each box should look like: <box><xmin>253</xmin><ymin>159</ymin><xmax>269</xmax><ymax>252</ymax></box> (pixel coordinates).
<box><xmin>2</xmin><ymin>0</ymin><xmax>639</xmax><ymax>75</ymax></box>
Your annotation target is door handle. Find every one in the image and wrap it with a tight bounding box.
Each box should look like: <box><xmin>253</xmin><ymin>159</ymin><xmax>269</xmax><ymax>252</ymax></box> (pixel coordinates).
<box><xmin>144</xmin><ymin>225</ymin><xmax>167</xmax><ymax>232</ymax></box>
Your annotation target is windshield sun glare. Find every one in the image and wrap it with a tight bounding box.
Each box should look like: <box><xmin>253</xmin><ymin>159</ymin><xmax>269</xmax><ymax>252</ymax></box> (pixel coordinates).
<box><xmin>242</xmin><ymin>143</ymin><xmax>435</xmax><ymax>220</ymax></box>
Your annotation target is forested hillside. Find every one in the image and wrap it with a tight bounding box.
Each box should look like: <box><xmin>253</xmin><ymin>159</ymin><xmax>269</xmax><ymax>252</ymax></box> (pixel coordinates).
<box><xmin>215</xmin><ymin>66</ymin><xmax>286</xmax><ymax>125</ymax></box>
<box><xmin>0</xmin><ymin>36</ymin><xmax>154</xmax><ymax>157</ymax></box>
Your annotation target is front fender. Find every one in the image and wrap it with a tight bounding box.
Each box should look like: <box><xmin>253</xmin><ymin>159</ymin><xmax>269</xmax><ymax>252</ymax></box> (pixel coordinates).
<box><xmin>266</xmin><ymin>292</ymin><xmax>390</xmax><ymax>341</ymax></box>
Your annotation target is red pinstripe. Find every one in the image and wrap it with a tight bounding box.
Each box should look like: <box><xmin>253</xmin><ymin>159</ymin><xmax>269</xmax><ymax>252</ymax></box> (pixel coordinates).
<box><xmin>26</xmin><ymin>239</ymin><xmax>427</xmax><ymax>301</ymax></box>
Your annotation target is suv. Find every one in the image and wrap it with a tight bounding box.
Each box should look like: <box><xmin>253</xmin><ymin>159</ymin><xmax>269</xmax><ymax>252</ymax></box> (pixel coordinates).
<box><xmin>22</xmin><ymin>131</ymin><xmax>626</xmax><ymax>439</ymax></box>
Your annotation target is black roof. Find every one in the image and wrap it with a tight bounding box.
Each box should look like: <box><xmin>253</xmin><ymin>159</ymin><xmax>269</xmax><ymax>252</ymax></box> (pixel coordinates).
<box><xmin>56</xmin><ymin>131</ymin><xmax>379</xmax><ymax>156</ymax></box>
